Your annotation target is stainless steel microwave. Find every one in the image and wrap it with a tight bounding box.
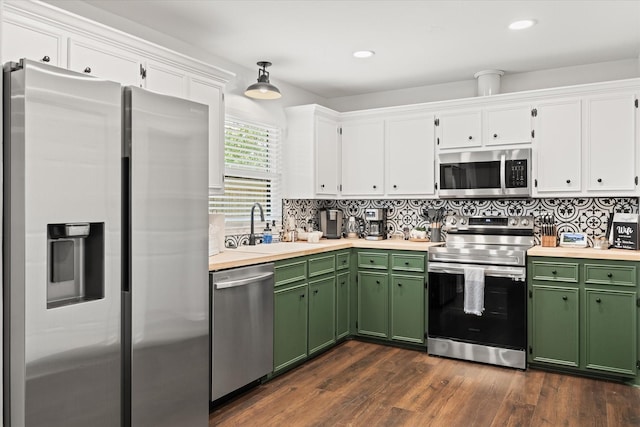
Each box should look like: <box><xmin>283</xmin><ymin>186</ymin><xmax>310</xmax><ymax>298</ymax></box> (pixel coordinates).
<box><xmin>438</xmin><ymin>148</ymin><xmax>531</xmax><ymax>198</ymax></box>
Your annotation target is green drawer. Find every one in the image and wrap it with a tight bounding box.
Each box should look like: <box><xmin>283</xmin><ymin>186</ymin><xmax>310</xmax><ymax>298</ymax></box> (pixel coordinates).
<box><xmin>391</xmin><ymin>253</ymin><xmax>425</xmax><ymax>273</ymax></box>
<box><xmin>584</xmin><ymin>264</ymin><xmax>636</xmax><ymax>287</ymax></box>
<box><xmin>336</xmin><ymin>251</ymin><xmax>351</xmax><ymax>271</ymax></box>
<box><xmin>308</xmin><ymin>254</ymin><xmax>336</xmax><ymax>277</ymax></box>
<box><xmin>357</xmin><ymin>252</ymin><xmax>388</xmax><ymax>270</ymax></box>
<box><xmin>275</xmin><ymin>259</ymin><xmax>307</xmax><ymax>286</ymax></box>
<box><xmin>531</xmin><ymin>261</ymin><xmax>579</xmax><ymax>283</ymax></box>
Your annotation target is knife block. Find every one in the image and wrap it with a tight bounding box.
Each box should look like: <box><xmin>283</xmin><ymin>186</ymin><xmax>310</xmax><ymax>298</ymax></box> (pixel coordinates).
<box><xmin>541</xmin><ymin>235</ymin><xmax>557</xmax><ymax>247</ymax></box>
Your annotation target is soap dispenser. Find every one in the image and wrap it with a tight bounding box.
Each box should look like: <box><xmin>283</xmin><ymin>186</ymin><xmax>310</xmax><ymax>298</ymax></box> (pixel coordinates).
<box><xmin>263</xmin><ymin>222</ymin><xmax>272</xmax><ymax>244</ymax></box>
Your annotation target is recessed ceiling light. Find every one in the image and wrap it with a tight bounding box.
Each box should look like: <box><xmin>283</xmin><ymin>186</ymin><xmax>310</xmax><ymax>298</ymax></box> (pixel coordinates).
<box><xmin>509</xmin><ymin>19</ymin><xmax>537</xmax><ymax>30</ymax></box>
<box><xmin>353</xmin><ymin>50</ymin><xmax>375</xmax><ymax>59</ymax></box>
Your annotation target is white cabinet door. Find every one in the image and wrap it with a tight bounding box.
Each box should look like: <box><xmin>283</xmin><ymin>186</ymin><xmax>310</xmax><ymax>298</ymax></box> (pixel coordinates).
<box><xmin>386</xmin><ymin>114</ymin><xmax>435</xmax><ymax>196</ymax></box>
<box><xmin>144</xmin><ymin>60</ymin><xmax>186</xmax><ymax>98</ymax></box>
<box><xmin>341</xmin><ymin>119</ymin><xmax>384</xmax><ymax>196</ymax></box>
<box><xmin>534</xmin><ymin>99</ymin><xmax>582</xmax><ymax>194</ymax></box>
<box><xmin>585</xmin><ymin>93</ymin><xmax>637</xmax><ymax>193</ymax></box>
<box><xmin>315</xmin><ymin>115</ymin><xmax>340</xmax><ymax>196</ymax></box>
<box><xmin>188</xmin><ymin>76</ymin><xmax>225</xmax><ymax>192</ymax></box>
<box><xmin>484</xmin><ymin>104</ymin><xmax>532</xmax><ymax>146</ymax></box>
<box><xmin>2</xmin><ymin>19</ymin><xmax>63</xmax><ymax>66</ymax></box>
<box><xmin>436</xmin><ymin>110</ymin><xmax>481</xmax><ymax>149</ymax></box>
<box><xmin>68</xmin><ymin>38</ymin><xmax>140</xmax><ymax>85</ymax></box>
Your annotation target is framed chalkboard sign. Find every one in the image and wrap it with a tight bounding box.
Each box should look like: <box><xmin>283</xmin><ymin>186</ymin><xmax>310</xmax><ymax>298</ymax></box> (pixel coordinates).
<box><xmin>611</xmin><ymin>213</ymin><xmax>640</xmax><ymax>250</ymax></box>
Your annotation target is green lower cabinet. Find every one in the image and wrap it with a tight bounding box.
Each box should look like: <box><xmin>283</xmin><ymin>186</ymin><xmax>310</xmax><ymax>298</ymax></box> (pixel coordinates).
<box><xmin>357</xmin><ymin>271</ymin><xmax>389</xmax><ymax>338</ymax></box>
<box><xmin>585</xmin><ymin>289</ymin><xmax>637</xmax><ymax>376</ymax></box>
<box><xmin>530</xmin><ymin>285</ymin><xmax>579</xmax><ymax>367</ymax></box>
<box><xmin>336</xmin><ymin>271</ymin><xmax>350</xmax><ymax>340</ymax></box>
<box><xmin>308</xmin><ymin>276</ymin><xmax>336</xmax><ymax>355</ymax></box>
<box><xmin>390</xmin><ymin>274</ymin><xmax>425</xmax><ymax>344</ymax></box>
<box><xmin>274</xmin><ymin>283</ymin><xmax>308</xmax><ymax>372</ymax></box>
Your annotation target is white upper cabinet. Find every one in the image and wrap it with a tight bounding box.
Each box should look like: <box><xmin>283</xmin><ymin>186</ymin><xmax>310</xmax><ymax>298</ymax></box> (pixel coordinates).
<box><xmin>2</xmin><ymin>17</ymin><xmax>63</xmax><ymax>66</ymax></box>
<box><xmin>483</xmin><ymin>103</ymin><xmax>532</xmax><ymax>146</ymax></box>
<box><xmin>315</xmin><ymin>115</ymin><xmax>340</xmax><ymax>196</ymax></box>
<box><xmin>144</xmin><ymin>60</ymin><xmax>187</xmax><ymax>98</ymax></box>
<box><xmin>584</xmin><ymin>92</ymin><xmax>637</xmax><ymax>193</ymax></box>
<box><xmin>533</xmin><ymin>99</ymin><xmax>582</xmax><ymax>194</ymax></box>
<box><xmin>436</xmin><ymin>110</ymin><xmax>481</xmax><ymax>149</ymax></box>
<box><xmin>341</xmin><ymin>119</ymin><xmax>385</xmax><ymax>196</ymax></box>
<box><xmin>282</xmin><ymin>105</ymin><xmax>340</xmax><ymax>199</ymax></box>
<box><xmin>68</xmin><ymin>37</ymin><xmax>141</xmax><ymax>86</ymax></box>
<box><xmin>188</xmin><ymin>76</ymin><xmax>225</xmax><ymax>191</ymax></box>
<box><xmin>386</xmin><ymin>113</ymin><xmax>436</xmax><ymax>197</ymax></box>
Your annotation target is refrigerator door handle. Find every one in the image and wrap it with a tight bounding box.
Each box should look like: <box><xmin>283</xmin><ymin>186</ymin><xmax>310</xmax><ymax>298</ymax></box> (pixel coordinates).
<box><xmin>214</xmin><ymin>272</ymin><xmax>275</xmax><ymax>289</ymax></box>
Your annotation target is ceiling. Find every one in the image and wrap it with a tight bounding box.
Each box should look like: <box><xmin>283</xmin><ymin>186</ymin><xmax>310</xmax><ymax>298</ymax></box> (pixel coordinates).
<box><xmin>44</xmin><ymin>0</ymin><xmax>640</xmax><ymax>99</ymax></box>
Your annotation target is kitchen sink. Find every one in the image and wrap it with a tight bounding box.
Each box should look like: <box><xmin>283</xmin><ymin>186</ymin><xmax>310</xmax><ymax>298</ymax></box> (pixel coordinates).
<box><xmin>234</xmin><ymin>241</ymin><xmax>334</xmax><ymax>254</ymax></box>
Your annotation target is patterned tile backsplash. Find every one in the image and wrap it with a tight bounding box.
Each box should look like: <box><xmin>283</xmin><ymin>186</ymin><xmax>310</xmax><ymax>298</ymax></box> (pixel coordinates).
<box><xmin>224</xmin><ymin>197</ymin><xmax>638</xmax><ymax>247</ymax></box>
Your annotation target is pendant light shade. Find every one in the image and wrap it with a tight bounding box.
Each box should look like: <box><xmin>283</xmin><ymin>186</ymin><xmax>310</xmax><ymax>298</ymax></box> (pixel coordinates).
<box><xmin>245</xmin><ymin>61</ymin><xmax>282</xmax><ymax>100</ymax></box>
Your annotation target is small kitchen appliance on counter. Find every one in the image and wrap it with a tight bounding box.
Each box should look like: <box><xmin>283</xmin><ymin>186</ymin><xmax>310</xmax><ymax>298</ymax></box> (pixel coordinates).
<box><xmin>364</xmin><ymin>208</ymin><xmax>387</xmax><ymax>240</ymax></box>
<box><xmin>319</xmin><ymin>208</ymin><xmax>343</xmax><ymax>239</ymax></box>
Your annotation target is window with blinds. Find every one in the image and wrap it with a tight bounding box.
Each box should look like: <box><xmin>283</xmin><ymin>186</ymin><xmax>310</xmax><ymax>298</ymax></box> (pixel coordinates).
<box><xmin>209</xmin><ymin>117</ymin><xmax>281</xmax><ymax>233</ymax></box>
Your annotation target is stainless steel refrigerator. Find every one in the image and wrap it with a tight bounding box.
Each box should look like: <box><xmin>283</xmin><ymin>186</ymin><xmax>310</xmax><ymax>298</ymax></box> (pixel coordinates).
<box><xmin>3</xmin><ymin>59</ymin><xmax>209</xmax><ymax>427</ymax></box>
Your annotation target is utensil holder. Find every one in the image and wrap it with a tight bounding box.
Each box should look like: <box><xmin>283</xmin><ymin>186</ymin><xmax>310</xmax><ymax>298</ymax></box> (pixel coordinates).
<box><xmin>541</xmin><ymin>236</ymin><xmax>557</xmax><ymax>247</ymax></box>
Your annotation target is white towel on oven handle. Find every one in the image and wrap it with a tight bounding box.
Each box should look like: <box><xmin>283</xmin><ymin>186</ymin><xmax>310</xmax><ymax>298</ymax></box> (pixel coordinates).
<box><xmin>464</xmin><ymin>267</ymin><xmax>485</xmax><ymax>316</ymax></box>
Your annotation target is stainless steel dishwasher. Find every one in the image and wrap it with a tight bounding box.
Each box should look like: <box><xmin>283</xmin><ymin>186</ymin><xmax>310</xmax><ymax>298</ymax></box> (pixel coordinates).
<box><xmin>210</xmin><ymin>263</ymin><xmax>274</xmax><ymax>402</ymax></box>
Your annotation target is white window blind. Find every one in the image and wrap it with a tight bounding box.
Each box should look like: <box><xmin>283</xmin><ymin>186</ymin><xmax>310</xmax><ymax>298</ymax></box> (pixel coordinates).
<box><xmin>209</xmin><ymin>117</ymin><xmax>281</xmax><ymax>233</ymax></box>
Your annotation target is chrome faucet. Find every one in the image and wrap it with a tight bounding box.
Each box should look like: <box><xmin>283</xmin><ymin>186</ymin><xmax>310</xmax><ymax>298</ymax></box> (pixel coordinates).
<box><xmin>248</xmin><ymin>202</ymin><xmax>265</xmax><ymax>245</ymax></box>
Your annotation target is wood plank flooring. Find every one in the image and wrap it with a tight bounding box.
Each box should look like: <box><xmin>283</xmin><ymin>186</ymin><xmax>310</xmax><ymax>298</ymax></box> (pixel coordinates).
<box><xmin>209</xmin><ymin>340</ymin><xmax>640</xmax><ymax>426</ymax></box>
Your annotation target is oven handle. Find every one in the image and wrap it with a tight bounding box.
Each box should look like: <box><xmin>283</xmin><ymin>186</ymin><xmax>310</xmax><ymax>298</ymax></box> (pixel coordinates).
<box><xmin>428</xmin><ymin>262</ymin><xmax>526</xmax><ymax>281</ymax></box>
<box><xmin>429</xmin><ymin>252</ymin><xmax>523</xmax><ymax>265</ymax></box>
<box><xmin>500</xmin><ymin>153</ymin><xmax>506</xmax><ymax>195</ymax></box>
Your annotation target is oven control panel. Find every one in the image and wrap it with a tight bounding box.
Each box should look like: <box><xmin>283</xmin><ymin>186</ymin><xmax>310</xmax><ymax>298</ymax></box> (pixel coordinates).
<box><xmin>444</xmin><ymin>215</ymin><xmax>534</xmax><ymax>232</ymax></box>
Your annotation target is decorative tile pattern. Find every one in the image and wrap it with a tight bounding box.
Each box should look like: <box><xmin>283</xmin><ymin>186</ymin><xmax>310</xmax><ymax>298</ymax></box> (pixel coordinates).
<box><xmin>281</xmin><ymin>197</ymin><xmax>638</xmax><ymax>246</ymax></box>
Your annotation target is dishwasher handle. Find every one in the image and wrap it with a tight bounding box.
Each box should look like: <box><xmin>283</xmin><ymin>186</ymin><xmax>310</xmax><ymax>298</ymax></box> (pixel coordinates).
<box><xmin>214</xmin><ymin>271</ymin><xmax>274</xmax><ymax>290</ymax></box>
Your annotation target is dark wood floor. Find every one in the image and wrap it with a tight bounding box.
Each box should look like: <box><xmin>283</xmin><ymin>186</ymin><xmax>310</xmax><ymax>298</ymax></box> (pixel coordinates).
<box><xmin>209</xmin><ymin>340</ymin><xmax>640</xmax><ymax>426</ymax></box>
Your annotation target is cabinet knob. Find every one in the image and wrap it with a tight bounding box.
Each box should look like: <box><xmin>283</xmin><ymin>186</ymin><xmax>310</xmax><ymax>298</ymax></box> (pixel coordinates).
<box><xmin>596</xmin><ymin>298</ymin><xmax>602</xmax><ymax>303</ymax></box>
<box><xmin>468</xmin><ymin>136</ymin><xmax>473</xmax><ymax>140</ymax></box>
<box><xmin>562</xmin><ymin>296</ymin><xmax>568</xmax><ymax>301</ymax></box>
<box><xmin>607</xmin><ymin>272</ymin><xmax>613</xmax><ymax>278</ymax></box>
<box><xmin>373</xmin><ymin>185</ymin><xmax>377</xmax><ymax>189</ymax></box>
<box><xmin>398</xmin><ymin>283</ymin><xmax>403</xmax><ymax>287</ymax></box>
<box><xmin>300</xmin><ymin>294</ymin><xmax>305</xmax><ymax>299</ymax></box>
<box><xmin>340</xmin><ymin>281</ymin><xmax>346</xmax><ymax>285</ymax></box>
<box><xmin>41</xmin><ymin>55</ymin><xmax>50</xmax><ymax>63</ymax></box>
<box><xmin>320</xmin><ymin>184</ymin><xmax>325</xmax><ymax>188</ymax></box>
<box><xmin>84</xmin><ymin>66</ymin><xmax>92</xmax><ymax>74</ymax></box>
<box><xmin>405</xmin><ymin>262</ymin><xmax>410</xmax><ymax>265</ymax></box>
<box><xmin>566</xmin><ymin>179</ymin><xmax>571</xmax><ymax>184</ymax></box>
<box><xmin>493</xmin><ymin>133</ymin><xmax>498</xmax><ymax>138</ymax></box>
<box><xmin>376</xmin><ymin>280</ymin><xmax>380</xmax><ymax>284</ymax></box>
<box><xmin>393</xmin><ymin>185</ymin><xmax>398</xmax><ymax>189</ymax></box>
<box><xmin>551</xmin><ymin>270</ymin><xmax>557</xmax><ymax>275</ymax></box>
<box><xmin>597</xmin><ymin>178</ymin><xmax>602</xmax><ymax>183</ymax></box>
<box><xmin>314</xmin><ymin>289</ymin><xmax>319</xmax><ymax>295</ymax></box>
<box><xmin>369</xmin><ymin>259</ymin><xmax>374</xmax><ymax>263</ymax></box>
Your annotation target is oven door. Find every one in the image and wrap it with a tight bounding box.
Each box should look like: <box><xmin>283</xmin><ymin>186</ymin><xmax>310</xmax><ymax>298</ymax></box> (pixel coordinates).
<box><xmin>427</xmin><ymin>262</ymin><xmax>526</xmax><ymax>350</ymax></box>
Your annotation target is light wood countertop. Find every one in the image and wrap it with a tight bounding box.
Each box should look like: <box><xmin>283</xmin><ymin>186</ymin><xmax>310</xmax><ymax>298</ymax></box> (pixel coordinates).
<box><xmin>528</xmin><ymin>245</ymin><xmax>640</xmax><ymax>261</ymax></box>
<box><xmin>209</xmin><ymin>238</ymin><xmax>443</xmax><ymax>271</ymax></box>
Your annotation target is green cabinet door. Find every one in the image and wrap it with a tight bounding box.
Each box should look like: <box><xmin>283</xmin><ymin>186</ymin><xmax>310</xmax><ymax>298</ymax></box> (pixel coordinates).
<box><xmin>585</xmin><ymin>289</ymin><xmax>637</xmax><ymax>377</ymax></box>
<box><xmin>530</xmin><ymin>285</ymin><xmax>579</xmax><ymax>367</ymax></box>
<box><xmin>308</xmin><ymin>276</ymin><xmax>336</xmax><ymax>355</ymax></box>
<box><xmin>274</xmin><ymin>283</ymin><xmax>308</xmax><ymax>372</ymax></box>
<box><xmin>391</xmin><ymin>274</ymin><xmax>425</xmax><ymax>344</ymax></box>
<box><xmin>336</xmin><ymin>271</ymin><xmax>350</xmax><ymax>340</ymax></box>
<box><xmin>358</xmin><ymin>271</ymin><xmax>389</xmax><ymax>338</ymax></box>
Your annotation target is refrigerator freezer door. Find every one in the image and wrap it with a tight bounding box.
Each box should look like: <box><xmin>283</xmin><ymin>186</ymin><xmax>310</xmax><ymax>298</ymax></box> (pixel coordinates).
<box><xmin>3</xmin><ymin>59</ymin><xmax>122</xmax><ymax>426</ymax></box>
<box><xmin>123</xmin><ymin>86</ymin><xmax>209</xmax><ymax>427</ymax></box>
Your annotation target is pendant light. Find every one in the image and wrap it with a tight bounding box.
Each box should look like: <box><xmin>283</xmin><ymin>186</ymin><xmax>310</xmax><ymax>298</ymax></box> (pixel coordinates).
<box><xmin>244</xmin><ymin>61</ymin><xmax>282</xmax><ymax>100</ymax></box>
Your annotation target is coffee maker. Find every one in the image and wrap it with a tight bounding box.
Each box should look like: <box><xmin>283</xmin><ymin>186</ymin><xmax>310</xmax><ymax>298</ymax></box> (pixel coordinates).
<box><xmin>319</xmin><ymin>209</ymin><xmax>344</xmax><ymax>239</ymax></box>
<box><xmin>364</xmin><ymin>208</ymin><xmax>387</xmax><ymax>240</ymax></box>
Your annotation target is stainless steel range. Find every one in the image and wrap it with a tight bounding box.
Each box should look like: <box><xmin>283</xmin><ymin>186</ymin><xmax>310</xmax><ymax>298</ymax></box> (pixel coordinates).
<box><xmin>427</xmin><ymin>215</ymin><xmax>534</xmax><ymax>369</ymax></box>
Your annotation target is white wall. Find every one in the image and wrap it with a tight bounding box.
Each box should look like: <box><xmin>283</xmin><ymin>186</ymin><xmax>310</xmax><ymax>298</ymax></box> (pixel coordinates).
<box><xmin>325</xmin><ymin>58</ymin><xmax>640</xmax><ymax>112</ymax></box>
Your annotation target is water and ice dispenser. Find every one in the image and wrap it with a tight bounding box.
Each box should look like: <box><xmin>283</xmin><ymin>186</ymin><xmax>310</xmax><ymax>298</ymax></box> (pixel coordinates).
<box><xmin>47</xmin><ymin>222</ymin><xmax>105</xmax><ymax>308</ymax></box>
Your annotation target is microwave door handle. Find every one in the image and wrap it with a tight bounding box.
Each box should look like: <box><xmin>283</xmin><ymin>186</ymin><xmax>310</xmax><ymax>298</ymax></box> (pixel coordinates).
<box><xmin>500</xmin><ymin>153</ymin><xmax>506</xmax><ymax>194</ymax></box>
